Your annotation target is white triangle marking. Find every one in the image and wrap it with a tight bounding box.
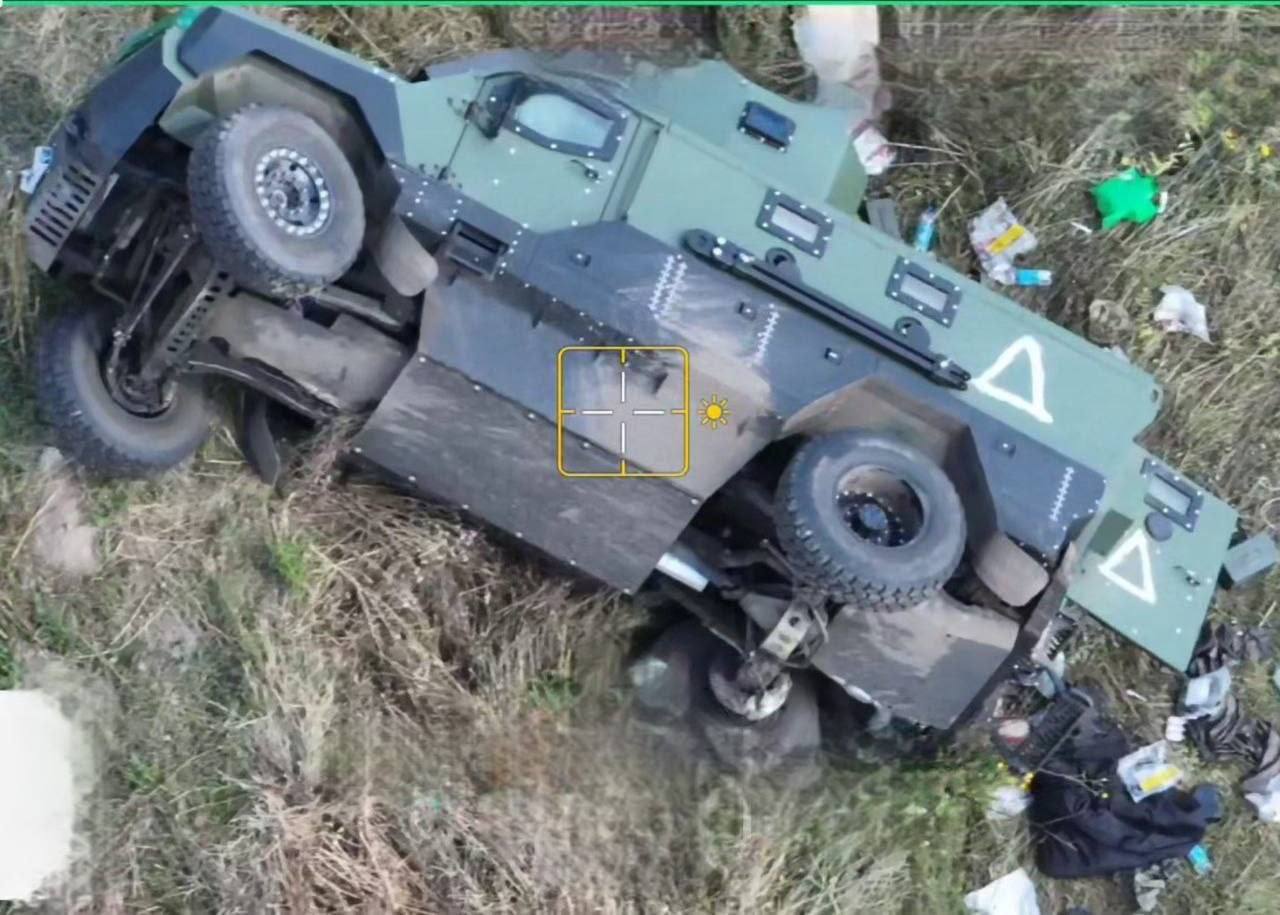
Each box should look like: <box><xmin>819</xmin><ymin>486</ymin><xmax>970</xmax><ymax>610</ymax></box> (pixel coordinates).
<box><xmin>972</xmin><ymin>335</ymin><xmax>1054</xmax><ymax>424</ymax></box>
<box><xmin>1097</xmin><ymin>527</ymin><xmax>1157</xmax><ymax>605</ymax></box>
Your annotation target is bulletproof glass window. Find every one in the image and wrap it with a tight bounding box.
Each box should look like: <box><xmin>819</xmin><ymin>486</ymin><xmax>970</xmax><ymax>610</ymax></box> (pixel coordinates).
<box><xmin>492</xmin><ymin>79</ymin><xmax>626</xmax><ymax>160</ymax></box>
<box><xmin>1141</xmin><ymin>459</ymin><xmax>1202</xmax><ymax>530</ymax></box>
<box><xmin>513</xmin><ymin>92</ymin><xmax>614</xmax><ymax>150</ymax></box>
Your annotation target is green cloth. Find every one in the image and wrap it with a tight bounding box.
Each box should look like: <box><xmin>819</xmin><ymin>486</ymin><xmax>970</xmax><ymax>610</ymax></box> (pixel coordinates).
<box><xmin>1093</xmin><ymin>168</ymin><xmax>1161</xmax><ymax>230</ymax></box>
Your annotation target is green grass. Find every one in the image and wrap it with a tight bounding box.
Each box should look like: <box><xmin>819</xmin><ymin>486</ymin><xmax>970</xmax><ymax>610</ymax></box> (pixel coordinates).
<box><xmin>2</xmin><ymin>6</ymin><xmax>1280</xmax><ymax>913</ymax></box>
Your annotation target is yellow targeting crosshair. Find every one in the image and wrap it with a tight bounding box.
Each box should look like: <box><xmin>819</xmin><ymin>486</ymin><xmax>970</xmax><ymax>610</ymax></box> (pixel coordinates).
<box><xmin>698</xmin><ymin>394</ymin><xmax>731</xmax><ymax>429</ymax></box>
<box><xmin>556</xmin><ymin>345</ymin><xmax>690</xmax><ymax>478</ymax></box>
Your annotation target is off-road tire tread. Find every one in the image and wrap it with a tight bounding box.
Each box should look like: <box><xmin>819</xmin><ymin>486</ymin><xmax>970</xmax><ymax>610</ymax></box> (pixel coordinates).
<box><xmin>188</xmin><ymin>107</ymin><xmax>359</xmax><ymax>298</ymax></box>
<box><xmin>35</xmin><ymin>308</ymin><xmax>210</xmax><ymax>479</ymax></box>
<box><xmin>774</xmin><ymin>435</ymin><xmax>963</xmax><ymax>610</ymax></box>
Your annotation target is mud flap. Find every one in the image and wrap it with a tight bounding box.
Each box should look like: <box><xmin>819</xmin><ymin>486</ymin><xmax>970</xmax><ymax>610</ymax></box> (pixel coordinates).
<box><xmin>810</xmin><ymin>592</ymin><xmax>1020</xmax><ymax>730</ymax></box>
<box><xmin>235</xmin><ymin>391</ymin><xmax>285</xmax><ymax>487</ymax></box>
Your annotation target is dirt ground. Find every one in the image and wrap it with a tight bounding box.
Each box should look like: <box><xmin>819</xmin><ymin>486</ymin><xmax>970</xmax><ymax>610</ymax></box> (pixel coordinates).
<box><xmin>3</xmin><ymin>6</ymin><xmax>1280</xmax><ymax>914</ymax></box>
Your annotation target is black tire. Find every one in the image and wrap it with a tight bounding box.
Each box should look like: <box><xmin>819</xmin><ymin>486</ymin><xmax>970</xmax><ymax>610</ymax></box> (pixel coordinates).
<box><xmin>35</xmin><ymin>304</ymin><xmax>212</xmax><ymax>479</ymax></box>
<box><xmin>775</xmin><ymin>430</ymin><xmax>966</xmax><ymax>608</ymax></box>
<box><xmin>631</xmin><ymin>621</ymin><xmax>821</xmax><ymax>775</ymax></box>
<box><xmin>188</xmin><ymin>105</ymin><xmax>364</xmax><ymax>297</ymax></box>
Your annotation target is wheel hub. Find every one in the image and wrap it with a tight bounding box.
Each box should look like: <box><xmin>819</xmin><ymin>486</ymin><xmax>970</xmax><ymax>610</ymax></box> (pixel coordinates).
<box><xmin>254</xmin><ymin>147</ymin><xmax>330</xmax><ymax>236</ymax></box>
<box><xmin>836</xmin><ymin>466</ymin><xmax>925</xmax><ymax>548</ymax></box>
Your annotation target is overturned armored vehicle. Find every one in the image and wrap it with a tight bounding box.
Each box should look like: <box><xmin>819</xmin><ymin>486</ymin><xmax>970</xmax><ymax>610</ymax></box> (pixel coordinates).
<box><xmin>21</xmin><ymin>7</ymin><xmax>1274</xmax><ymax>766</ymax></box>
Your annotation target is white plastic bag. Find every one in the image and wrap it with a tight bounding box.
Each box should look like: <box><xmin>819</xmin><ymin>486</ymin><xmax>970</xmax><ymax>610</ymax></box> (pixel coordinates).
<box><xmin>1153</xmin><ymin>285</ymin><xmax>1211</xmax><ymax>343</ymax></box>
<box><xmin>964</xmin><ymin>868</ymin><xmax>1041</xmax><ymax>915</ymax></box>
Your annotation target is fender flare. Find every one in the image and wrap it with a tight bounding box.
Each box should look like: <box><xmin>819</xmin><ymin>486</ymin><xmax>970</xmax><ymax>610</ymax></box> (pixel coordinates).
<box><xmin>178</xmin><ymin>7</ymin><xmax>405</xmax><ymax>159</ymax></box>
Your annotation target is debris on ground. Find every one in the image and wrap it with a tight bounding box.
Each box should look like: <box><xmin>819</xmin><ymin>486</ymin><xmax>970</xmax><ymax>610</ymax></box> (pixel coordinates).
<box><xmin>1187</xmin><ymin>842</ymin><xmax>1212</xmax><ymax>875</ymax></box>
<box><xmin>1133</xmin><ymin>860</ymin><xmax>1176</xmax><ymax>912</ymax></box>
<box><xmin>1085</xmin><ymin>298</ymin><xmax>1133</xmax><ymax>346</ymax></box>
<box><xmin>1153</xmin><ymin>285</ymin><xmax>1211</xmax><ymax>343</ymax></box>
<box><xmin>963</xmin><ymin>867</ymin><xmax>1041</xmax><ymax>915</ymax></box>
<box><xmin>28</xmin><ymin>448</ymin><xmax>99</xmax><ymax>579</ymax></box>
<box><xmin>968</xmin><ymin>198</ymin><xmax>1039</xmax><ymax>286</ymax></box>
<box><xmin>793</xmin><ymin>6</ymin><xmax>894</xmax><ymax>175</ymax></box>
<box><xmin>1028</xmin><ymin>711</ymin><xmax>1221</xmax><ymax>878</ymax></box>
<box><xmin>1180</xmin><ymin>666</ymin><xmax>1231</xmax><ymax>720</ymax></box>
<box><xmin>1093</xmin><ymin>167</ymin><xmax>1162</xmax><ymax>230</ymax></box>
<box><xmin>1182</xmin><ymin>624</ymin><xmax>1280</xmax><ymax>821</ymax></box>
<box><xmin>1117</xmin><ymin>740</ymin><xmax>1182</xmax><ymax>802</ymax></box>
<box><xmin>986</xmin><ymin>782</ymin><xmax>1032</xmax><ymax>822</ymax></box>
<box><xmin>1013</xmin><ymin>268</ymin><xmax>1052</xmax><ymax>287</ymax></box>
<box><xmin>913</xmin><ymin>203</ymin><xmax>939</xmax><ymax>252</ymax></box>
<box><xmin>792</xmin><ymin>4</ymin><xmax>886</xmax><ymax>113</ymax></box>
<box><xmin>1244</xmin><ymin>773</ymin><xmax>1280</xmax><ymax>822</ymax></box>
<box><xmin>852</xmin><ymin>121</ymin><xmax>895</xmax><ymax>175</ymax></box>
<box><xmin>865</xmin><ymin>197</ymin><xmax>902</xmax><ymax>240</ymax></box>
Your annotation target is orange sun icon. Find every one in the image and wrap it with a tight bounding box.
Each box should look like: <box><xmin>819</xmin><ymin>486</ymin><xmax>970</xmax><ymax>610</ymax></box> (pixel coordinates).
<box><xmin>698</xmin><ymin>393</ymin><xmax>731</xmax><ymax>429</ymax></box>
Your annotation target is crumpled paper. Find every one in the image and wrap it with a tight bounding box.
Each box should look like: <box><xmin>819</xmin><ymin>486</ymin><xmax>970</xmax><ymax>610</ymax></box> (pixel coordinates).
<box><xmin>964</xmin><ymin>868</ymin><xmax>1041</xmax><ymax>915</ymax></box>
<box><xmin>969</xmin><ymin>199</ymin><xmax>1038</xmax><ymax>285</ymax></box>
<box><xmin>1153</xmin><ymin>285</ymin><xmax>1211</xmax><ymax>343</ymax></box>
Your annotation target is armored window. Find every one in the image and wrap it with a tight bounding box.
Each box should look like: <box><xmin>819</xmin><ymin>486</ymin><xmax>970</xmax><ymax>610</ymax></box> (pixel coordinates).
<box><xmin>514</xmin><ymin>93</ymin><xmax>614</xmax><ymax>150</ymax></box>
<box><xmin>757</xmin><ymin>190</ymin><xmax>833</xmax><ymax>257</ymax></box>
<box><xmin>1142</xmin><ymin>458</ymin><xmax>1202</xmax><ymax>531</ymax></box>
<box><xmin>492</xmin><ymin>79</ymin><xmax>625</xmax><ymax>161</ymax></box>
<box><xmin>739</xmin><ymin>102</ymin><xmax>794</xmax><ymax>151</ymax></box>
<box><xmin>886</xmin><ymin>257</ymin><xmax>960</xmax><ymax>326</ymax></box>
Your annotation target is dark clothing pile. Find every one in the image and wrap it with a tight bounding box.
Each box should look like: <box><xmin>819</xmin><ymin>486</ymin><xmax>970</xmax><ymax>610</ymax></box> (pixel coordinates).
<box><xmin>1029</xmin><ymin>714</ymin><xmax>1221</xmax><ymax>879</ymax></box>
<box><xmin>1184</xmin><ymin>623</ymin><xmax>1280</xmax><ymax>789</ymax></box>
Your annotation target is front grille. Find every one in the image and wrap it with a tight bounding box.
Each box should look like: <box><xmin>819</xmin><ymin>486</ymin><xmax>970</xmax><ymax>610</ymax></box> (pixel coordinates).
<box><xmin>24</xmin><ymin>144</ymin><xmax>104</xmax><ymax>270</ymax></box>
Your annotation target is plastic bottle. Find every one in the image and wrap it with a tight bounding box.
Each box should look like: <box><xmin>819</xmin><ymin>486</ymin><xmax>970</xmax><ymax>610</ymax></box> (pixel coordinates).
<box><xmin>913</xmin><ymin>205</ymin><xmax>939</xmax><ymax>253</ymax></box>
<box><xmin>1014</xmin><ymin>268</ymin><xmax>1053</xmax><ymax>287</ymax></box>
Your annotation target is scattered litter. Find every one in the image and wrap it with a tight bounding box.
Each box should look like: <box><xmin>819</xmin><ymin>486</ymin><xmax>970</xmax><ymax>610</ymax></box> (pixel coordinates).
<box><xmin>18</xmin><ymin>145</ymin><xmax>54</xmax><ymax>196</ymax></box>
<box><xmin>1153</xmin><ymin>285</ymin><xmax>1211</xmax><ymax>343</ymax></box>
<box><xmin>986</xmin><ymin>783</ymin><xmax>1032</xmax><ymax>822</ymax></box>
<box><xmin>996</xmin><ymin>717</ymin><xmax>1031</xmax><ymax>745</ymax></box>
<box><xmin>1032</xmin><ymin>652</ymin><xmax>1066</xmax><ymax>699</ymax></box>
<box><xmin>1086</xmin><ymin>298</ymin><xmax>1133</xmax><ymax>346</ymax></box>
<box><xmin>1014</xmin><ymin>269</ymin><xmax>1052</xmax><ymax>287</ymax></box>
<box><xmin>1117</xmin><ymin>740</ymin><xmax>1182</xmax><ymax>802</ymax></box>
<box><xmin>1244</xmin><ymin>773</ymin><xmax>1280</xmax><ymax>822</ymax></box>
<box><xmin>1069</xmin><ymin>220</ymin><xmax>1094</xmax><ymax>236</ymax></box>
<box><xmin>968</xmin><ymin>198</ymin><xmax>1039</xmax><ymax>286</ymax></box>
<box><xmin>1180</xmin><ymin>666</ymin><xmax>1231</xmax><ymax>719</ymax></box>
<box><xmin>793</xmin><ymin>5</ymin><xmax>887</xmax><ymax>114</ymax></box>
<box><xmin>1133</xmin><ymin>861</ymin><xmax>1175</xmax><ymax>912</ymax></box>
<box><xmin>1093</xmin><ymin>167</ymin><xmax>1162</xmax><ymax>230</ymax></box>
<box><xmin>1030</xmin><ymin>715</ymin><xmax>1220</xmax><ymax>878</ymax></box>
<box><xmin>852</xmin><ymin>121</ymin><xmax>895</xmax><ymax>175</ymax></box>
<box><xmin>1186</xmin><ymin>842</ymin><xmax>1212</xmax><ymax>875</ymax></box>
<box><xmin>964</xmin><ymin>868</ymin><xmax>1040</xmax><ymax>915</ymax></box>
<box><xmin>865</xmin><ymin>197</ymin><xmax>901</xmax><ymax>240</ymax></box>
<box><xmin>1273</xmin><ymin>663</ymin><xmax>1280</xmax><ymax>697</ymax></box>
<box><xmin>913</xmin><ymin>203</ymin><xmax>939</xmax><ymax>252</ymax></box>
<box><xmin>1164</xmin><ymin>715</ymin><xmax>1188</xmax><ymax>743</ymax></box>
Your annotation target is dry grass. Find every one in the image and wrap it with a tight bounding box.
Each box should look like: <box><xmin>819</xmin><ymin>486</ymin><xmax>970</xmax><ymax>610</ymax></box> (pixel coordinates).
<box><xmin>3</xmin><ymin>6</ymin><xmax>1280</xmax><ymax>914</ymax></box>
